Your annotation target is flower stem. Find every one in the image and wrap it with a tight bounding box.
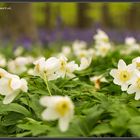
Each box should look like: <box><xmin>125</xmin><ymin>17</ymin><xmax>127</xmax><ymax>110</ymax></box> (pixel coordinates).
<box><xmin>43</xmin><ymin>73</ymin><xmax>52</xmax><ymax>96</ymax></box>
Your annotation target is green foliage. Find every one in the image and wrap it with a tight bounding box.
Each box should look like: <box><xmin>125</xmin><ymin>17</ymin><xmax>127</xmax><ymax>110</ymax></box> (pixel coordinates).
<box><xmin>0</xmin><ymin>44</ymin><xmax>140</xmax><ymax>137</ymax></box>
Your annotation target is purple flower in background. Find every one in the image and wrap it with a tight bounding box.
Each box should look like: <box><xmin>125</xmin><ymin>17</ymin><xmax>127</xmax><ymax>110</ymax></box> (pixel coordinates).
<box><xmin>16</xmin><ymin>37</ymin><xmax>32</xmax><ymax>50</ymax></box>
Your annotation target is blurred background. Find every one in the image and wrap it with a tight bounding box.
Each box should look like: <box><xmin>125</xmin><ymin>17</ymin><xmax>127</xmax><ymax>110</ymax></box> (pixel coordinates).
<box><xmin>0</xmin><ymin>2</ymin><xmax>140</xmax><ymax>48</ymax></box>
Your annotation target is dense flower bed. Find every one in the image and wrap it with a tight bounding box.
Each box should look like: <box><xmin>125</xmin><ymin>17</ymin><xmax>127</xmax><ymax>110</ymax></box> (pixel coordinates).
<box><xmin>0</xmin><ymin>29</ymin><xmax>140</xmax><ymax>137</ymax></box>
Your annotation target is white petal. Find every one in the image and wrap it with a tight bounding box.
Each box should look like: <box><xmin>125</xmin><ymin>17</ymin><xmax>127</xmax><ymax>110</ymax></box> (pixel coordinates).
<box><xmin>45</xmin><ymin>57</ymin><xmax>60</xmax><ymax>72</ymax></box>
<box><xmin>121</xmin><ymin>84</ymin><xmax>128</xmax><ymax>91</ymax></box>
<box><xmin>127</xmin><ymin>85</ymin><xmax>136</xmax><ymax>94</ymax></box>
<box><xmin>40</xmin><ymin>96</ymin><xmax>61</xmax><ymax>107</ymax></box>
<box><xmin>41</xmin><ymin>108</ymin><xmax>59</xmax><ymax>121</ymax></box>
<box><xmin>3</xmin><ymin>91</ymin><xmax>19</xmax><ymax>104</ymax></box>
<box><xmin>118</xmin><ymin>59</ymin><xmax>126</xmax><ymax>69</ymax></box>
<box><xmin>33</xmin><ymin>57</ymin><xmax>45</xmax><ymax>65</ymax></box>
<box><xmin>21</xmin><ymin>79</ymin><xmax>28</xmax><ymax>92</ymax></box>
<box><xmin>10</xmin><ymin>78</ymin><xmax>21</xmax><ymax>90</ymax></box>
<box><xmin>66</xmin><ymin>73</ymin><xmax>76</xmax><ymax>79</ymax></box>
<box><xmin>135</xmin><ymin>92</ymin><xmax>140</xmax><ymax>100</ymax></box>
<box><xmin>127</xmin><ymin>63</ymin><xmax>136</xmax><ymax>71</ymax></box>
<box><xmin>113</xmin><ymin>78</ymin><xmax>121</xmax><ymax>85</ymax></box>
<box><xmin>110</xmin><ymin>69</ymin><xmax>117</xmax><ymax>77</ymax></box>
<box><xmin>67</xmin><ymin>61</ymin><xmax>78</xmax><ymax>72</ymax></box>
<box><xmin>58</xmin><ymin>116</ymin><xmax>70</xmax><ymax>132</ymax></box>
<box><xmin>48</xmin><ymin>73</ymin><xmax>60</xmax><ymax>81</ymax></box>
<box><xmin>135</xmin><ymin>70</ymin><xmax>140</xmax><ymax>77</ymax></box>
<box><xmin>0</xmin><ymin>68</ymin><xmax>8</xmax><ymax>77</ymax></box>
<box><xmin>0</xmin><ymin>77</ymin><xmax>12</xmax><ymax>95</ymax></box>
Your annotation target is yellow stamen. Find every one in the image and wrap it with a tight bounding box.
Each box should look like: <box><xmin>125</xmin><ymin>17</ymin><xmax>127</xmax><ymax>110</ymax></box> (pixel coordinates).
<box><xmin>119</xmin><ymin>70</ymin><xmax>131</xmax><ymax>82</ymax></box>
<box><xmin>95</xmin><ymin>79</ymin><xmax>101</xmax><ymax>90</ymax></box>
<box><xmin>79</xmin><ymin>53</ymin><xmax>86</xmax><ymax>58</ymax></box>
<box><xmin>8</xmin><ymin>79</ymin><xmax>13</xmax><ymax>91</ymax></box>
<box><xmin>0</xmin><ymin>72</ymin><xmax>5</xmax><ymax>78</ymax></box>
<box><xmin>60</xmin><ymin>61</ymin><xmax>67</xmax><ymax>71</ymax></box>
<box><xmin>103</xmin><ymin>38</ymin><xmax>109</xmax><ymax>42</ymax></box>
<box><xmin>137</xmin><ymin>78</ymin><xmax>140</xmax><ymax>88</ymax></box>
<box><xmin>55</xmin><ymin>100</ymin><xmax>70</xmax><ymax>116</ymax></box>
<box><xmin>101</xmin><ymin>47</ymin><xmax>108</xmax><ymax>53</ymax></box>
<box><xmin>136</xmin><ymin>62</ymin><xmax>140</xmax><ymax>68</ymax></box>
<box><xmin>36</xmin><ymin>64</ymin><xmax>40</xmax><ymax>73</ymax></box>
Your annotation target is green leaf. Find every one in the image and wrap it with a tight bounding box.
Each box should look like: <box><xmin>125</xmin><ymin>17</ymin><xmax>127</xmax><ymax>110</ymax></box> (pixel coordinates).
<box><xmin>17</xmin><ymin>118</ymin><xmax>50</xmax><ymax>136</ymax></box>
<box><xmin>0</xmin><ymin>112</ymin><xmax>24</xmax><ymax>126</ymax></box>
<box><xmin>0</xmin><ymin>102</ymin><xmax>31</xmax><ymax>117</ymax></box>
<box><xmin>90</xmin><ymin>123</ymin><xmax>112</xmax><ymax>136</ymax></box>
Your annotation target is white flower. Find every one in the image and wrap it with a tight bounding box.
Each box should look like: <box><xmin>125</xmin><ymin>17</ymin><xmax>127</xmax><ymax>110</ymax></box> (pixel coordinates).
<box><xmin>95</xmin><ymin>42</ymin><xmax>111</xmax><ymax>57</ymax></box>
<box><xmin>7</xmin><ymin>56</ymin><xmax>29</xmax><ymax>74</ymax></box>
<box><xmin>26</xmin><ymin>56</ymin><xmax>35</xmax><ymax>64</ymax></box>
<box><xmin>0</xmin><ymin>68</ymin><xmax>10</xmax><ymax>77</ymax></box>
<box><xmin>78</xmin><ymin>57</ymin><xmax>92</xmax><ymax>71</ymax></box>
<box><xmin>14</xmin><ymin>46</ymin><xmax>24</xmax><ymax>56</ymax></box>
<box><xmin>110</xmin><ymin>59</ymin><xmax>136</xmax><ymax>91</ymax></box>
<box><xmin>56</xmin><ymin>55</ymin><xmax>78</xmax><ymax>79</ymax></box>
<box><xmin>0</xmin><ymin>54</ymin><xmax>6</xmax><ymax>67</ymax></box>
<box><xmin>62</xmin><ymin>46</ymin><xmax>71</xmax><ymax>57</ymax></box>
<box><xmin>72</xmin><ymin>40</ymin><xmax>87</xmax><ymax>53</ymax></box>
<box><xmin>90</xmin><ymin>75</ymin><xmax>107</xmax><ymax>83</ymax></box>
<box><xmin>65</xmin><ymin>61</ymin><xmax>78</xmax><ymax>78</ymax></box>
<box><xmin>34</xmin><ymin>57</ymin><xmax>46</xmax><ymax>77</ymax></box>
<box><xmin>34</xmin><ymin>57</ymin><xmax>60</xmax><ymax>81</ymax></box>
<box><xmin>90</xmin><ymin>75</ymin><xmax>108</xmax><ymax>90</ymax></box>
<box><xmin>56</xmin><ymin>55</ymin><xmax>68</xmax><ymax>78</ymax></box>
<box><xmin>93</xmin><ymin>29</ymin><xmax>109</xmax><ymax>43</ymax></box>
<box><xmin>124</xmin><ymin>37</ymin><xmax>140</xmax><ymax>53</ymax></box>
<box><xmin>125</xmin><ymin>37</ymin><xmax>136</xmax><ymax>46</ymax></box>
<box><xmin>88</xmin><ymin>48</ymin><xmax>96</xmax><ymax>58</ymax></box>
<box><xmin>0</xmin><ymin>69</ymin><xmax>28</xmax><ymax>104</ymax></box>
<box><xmin>127</xmin><ymin>71</ymin><xmax>140</xmax><ymax>100</ymax></box>
<box><xmin>40</xmin><ymin>96</ymin><xmax>74</xmax><ymax>132</ymax></box>
<box><xmin>132</xmin><ymin>57</ymin><xmax>140</xmax><ymax>70</ymax></box>
<box><xmin>27</xmin><ymin>69</ymin><xmax>34</xmax><ymax>75</ymax></box>
<box><xmin>74</xmin><ymin>49</ymin><xmax>93</xmax><ymax>59</ymax></box>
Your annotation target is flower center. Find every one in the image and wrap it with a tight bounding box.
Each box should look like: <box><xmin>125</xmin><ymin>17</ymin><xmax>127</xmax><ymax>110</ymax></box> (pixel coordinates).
<box><xmin>136</xmin><ymin>62</ymin><xmax>140</xmax><ymax>68</ymax></box>
<box><xmin>137</xmin><ymin>78</ymin><xmax>140</xmax><ymax>88</ymax></box>
<box><xmin>55</xmin><ymin>100</ymin><xmax>70</xmax><ymax>116</ymax></box>
<box><xmin>101</xmin><ymin>47</ymin><xmax>108</xmax><ymax>53</ymax></box>
<box><xmin>79</xmin><ymin>53</ymin><xmax>86</xmax><ymax>58</ymax></box>
<box><xmin>0</xmin><ymin>72</ymin><xmax>5</xmax><ymax>78</ymax></box>
<box><xmin>119</xmin><ymin>70</ymin><xmax>131</xmax><ymax>82</ymax></box>
<box><xmin>8</xmin><ymin>79</ymin><xmax>13</xmax><ymax>91</ymax></box>
<box><xmin>60</xmin><ymin>61</ymin><xmax>67</xmax><ymax>71</ymax></box>
<box><xmin>36</xmin><ymin>64</ymin><xmax>40</xmax><ymax>73</ymax></box>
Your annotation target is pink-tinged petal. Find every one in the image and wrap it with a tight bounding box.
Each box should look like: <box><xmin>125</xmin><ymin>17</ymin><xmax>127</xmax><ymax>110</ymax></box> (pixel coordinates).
<box><xmin>135</xmin><ymin>92</ymin><xmax>140</xmax><ymax>100</ymax></box>
<box><xmin>41</xmin><ymin>108</ymin><xmax>59</xmax><ymax>121</ymax></box>
<box><xmin>118</xmin><ymin>59</ymin><xmax>126</xmax><ymax>69</ymax></box>
<box><xmin>127</xmin><ymin>85</ymin><xmax>136</xmax><ymax>94</ymax></box>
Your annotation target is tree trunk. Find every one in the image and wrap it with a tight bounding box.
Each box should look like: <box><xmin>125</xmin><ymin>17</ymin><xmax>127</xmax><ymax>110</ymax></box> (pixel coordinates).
<box><xmin>76</xmin><ymin>3</ymin><xmax>92</xmax><ymax>29</ymax></box>
<box><xmin>0</xmin><ymin>3</ymin><xmax>38</xmax><ymax>43</ymax></box>
<box><xmin>45</xmin><ymin>3</ymin><xmax>51</xmax><ymax>30</ymax></box>
<box><xmin>126</xmin><ymin>3</ymin><xmax>140</xmax><ymax>30</ymax></box>
<box><xmin>101</xmin><ymin>3</ymin><xmax>114</xmax><ymax>28</ymax></box>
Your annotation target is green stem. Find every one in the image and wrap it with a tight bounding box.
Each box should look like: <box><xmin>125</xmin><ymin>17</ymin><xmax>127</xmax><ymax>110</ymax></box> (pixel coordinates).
<box><xmin>43</xmin><ymin>73</ymin><xmax>52</xmax><ymax>96</ymax></box>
